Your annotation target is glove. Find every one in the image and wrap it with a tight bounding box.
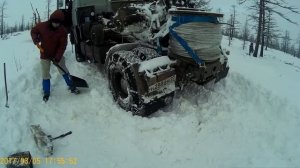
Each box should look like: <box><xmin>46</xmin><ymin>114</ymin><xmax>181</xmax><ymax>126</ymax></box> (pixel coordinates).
<box><xmin>36</xmin><ymin>44</ymin><xmax>44</xmax><ymax>53</ymax></box>
<box><xmin>33</xmin><ymin>38</ymin><xmax>40</xmax><ymax>45</ymax></box>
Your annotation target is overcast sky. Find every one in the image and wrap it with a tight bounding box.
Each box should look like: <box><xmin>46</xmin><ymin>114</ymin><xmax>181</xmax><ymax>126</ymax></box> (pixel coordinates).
<box><xmin>5</xmin><ymin>0</ymin><xmax>50</xmax><ymax>24</ymax></box>
<box><xmin>3</xmin><ymin>0</ymin><xmax>300</xmax><ymax>43</ymax></box>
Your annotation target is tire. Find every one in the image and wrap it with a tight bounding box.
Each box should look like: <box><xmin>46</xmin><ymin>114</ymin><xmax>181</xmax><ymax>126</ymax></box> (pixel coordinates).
<box><xmin>75</xmin><ymin>44</ymin><xmax>86</xmax><ymax>62</ymax></box>
<box><xmin>107</xmin><ymin>47</ymin><xmax>175</xmax><ymax>116</ymax></box>
<box><xmin>107</xmin><ymin>51</ymin><xmax>145</xmax><ymax>115</ymax></box>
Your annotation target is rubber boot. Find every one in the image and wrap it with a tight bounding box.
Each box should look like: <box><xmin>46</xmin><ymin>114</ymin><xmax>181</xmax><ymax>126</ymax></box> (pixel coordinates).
<box><xmin>63</xmin><ymin>74</ymin><xmax>80</xmax><ymax>94</ymax></box>
<box><xmin>42</xmin><ymin>79</ymin><xmax>50</xmax><ymax>102</ymax></box>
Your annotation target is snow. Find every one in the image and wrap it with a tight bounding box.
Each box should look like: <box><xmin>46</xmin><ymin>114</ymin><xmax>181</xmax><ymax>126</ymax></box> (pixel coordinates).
<box><xmin>139</xmin><ymin>56</ymin><xmax>171</xmax><ymax>72</ymax></box>
<box><xmin>225</xmin><ymin>39</ymin><xmax>300</xmax><ymax>109</ymax></box>
<box><xmin>0</xmin><ymin>31</ymin><xmax>300</xmax><ymax>167</ymax></box>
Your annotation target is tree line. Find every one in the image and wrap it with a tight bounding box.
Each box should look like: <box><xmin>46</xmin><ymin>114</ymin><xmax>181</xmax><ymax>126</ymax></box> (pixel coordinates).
<box><xmin>0</xmin><ymin>0</ymin><xmax>53</xmax><ymax>39</ymax></box>
<box><xmin>0</xmin><ymin>0</ymin><xmax>31</xmax><ymax>38</ymax></box>
<box><xmin>224</xmin><ymin>0</ymin><xmax>300</xmax><ymax>58</ymax></box>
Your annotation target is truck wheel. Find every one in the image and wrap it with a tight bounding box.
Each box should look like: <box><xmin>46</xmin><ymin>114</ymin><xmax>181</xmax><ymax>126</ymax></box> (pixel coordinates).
<box><xmin>75</xmin><ymin>44</ymin><xmax>85</xmax><ymax>62</ymax></box>
<box><xmin>107</xmin><ymin>51</ymin><xmax>144</xmax><ymax>115</ymax></box>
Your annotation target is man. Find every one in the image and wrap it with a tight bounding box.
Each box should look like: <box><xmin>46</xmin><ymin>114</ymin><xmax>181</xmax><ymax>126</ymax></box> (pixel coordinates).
<box><xmin>31</xmin><ymin>9</ymin><xmax>79</xmax><ymax>102</ymax></box>
<box><xmin>249</xmin><ymin>42</ymin><xmax>254</xmax><ymax>56</ymax></box>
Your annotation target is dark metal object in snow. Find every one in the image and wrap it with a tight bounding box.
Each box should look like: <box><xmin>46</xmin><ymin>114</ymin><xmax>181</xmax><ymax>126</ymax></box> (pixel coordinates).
<box><xmin>6</xmin><ymin>151</ymin><xmax>33</xmax><ymax>168</ymax></box>
<box><xmin>30</xmin><ymin>125</ymin><xmax>72</xmax><ymax>157</ymax></box>
<box><xmin>50</xmin><ymin>131</ymin><xmax>72</xmax><ymax>141</ymax></box>
<box><xmin>4</xmin><ymin>63</ymin><xmax>9</xmax><ymax>108</ymax></box>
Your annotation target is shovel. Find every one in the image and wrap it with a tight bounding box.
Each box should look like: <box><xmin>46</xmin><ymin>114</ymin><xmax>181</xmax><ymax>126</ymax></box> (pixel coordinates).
<box><xmin>36</xmin><ymin>44</ymin><xmax>88</xmax><ymax>88</ymax></box>
<box><xmin>52</xmin><ymin>61</ymin><xmax>89</xmax><ymax>88</ymax></box>
<box><xmin>30</xmin><ymin>125</ymin><xmax>72</xmax><ymax>157</ymax></box>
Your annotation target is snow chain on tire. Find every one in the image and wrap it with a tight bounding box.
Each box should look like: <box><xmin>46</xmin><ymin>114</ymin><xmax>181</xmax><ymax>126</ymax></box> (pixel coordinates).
<box><xmin>107</xmin><ymin>51</ymin><xmax>145</xmax><ymax>116</ymax></box>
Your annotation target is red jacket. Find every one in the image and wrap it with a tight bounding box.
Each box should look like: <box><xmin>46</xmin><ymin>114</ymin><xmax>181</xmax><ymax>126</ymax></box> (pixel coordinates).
<box><xmin>31</xmin><ymin>10</ymin><xmax>67</xmax><ymax>61</ymax></box>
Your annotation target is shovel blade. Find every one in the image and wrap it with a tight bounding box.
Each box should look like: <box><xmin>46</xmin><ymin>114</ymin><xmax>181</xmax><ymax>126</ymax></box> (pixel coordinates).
<box><xmin>71</xmin><ymin>75</ymin><xmax>89</xmax><ymax>88</ymax></box>
<box><xmin>30</xmin><ymin>125</ymin><xmax>53</xmax><ymax>157</ymax></box>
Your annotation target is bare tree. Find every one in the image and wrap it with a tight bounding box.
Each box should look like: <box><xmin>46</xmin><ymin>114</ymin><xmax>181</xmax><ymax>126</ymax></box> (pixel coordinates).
<box><xmin>252</xmin><ymin>0</ymin><xmax>264</xmax><ymax>57</ymax></box>
<box><xmin>226</xmin><ymin>5</ymin><xmax>239</xmax><ymax>46</ymax></box>
<box><xmin>296</xmin><ymin>34</ymin><xmax>300</xmax><ymax>58</ymax></box>
<box><xmin>241</xmin><ymin>17</ymin><xmax>250</xmax><ymax>50</ymax></box>
<box><xmin>26</xmin><ymin>21</ymin><xmax>31</xmax><ymax>30</ymax></box>
<box><xmin>20</xmin><ymin>15</ymin><xmax>25</xmax><ymax>31</ymax></box>
<box><xmin>270</xmin><ymin>35</ymin><xmax>281</xmax><ymax>50</ymax></box>
<box><xmin>239</xmin><ymin>0</ymin><xmax>262</xmax><ymax>57</ymax></box>
<box><xmin>264</xmin><ymin>9</ymin><xmax>271</xmax><ymax>50</ymax></box>
<box><xmin>46</xmin><ymin>0</ymin><xmax>52</xmax><ymax>20</ymax></box>
<box><xmin>230</xmin><ymin>5</ymin><xmax>236</xmax><ymax>41</ymax></box>
<box><xmin>0</xmin><ymin>0</ymin><xmax>7</xmax><ymax>38</ymax></box>
<box><xmin>259</xmin><ymin>0</ymin><xmax>266</xmax><ymax>57</ymax></box>
<box><xmin>3</xmin><ymin>22</ymin><xmax>6</xmax><ymax>34</ymax></box>
<box><xmin>281</xmin><ymin>30</ymin><xmax>291</xmax><ymax>53</ymax></box>
<box><xmin>264</xmin><ymin>9</ymin><xmax>279</xmax><ymax>50</ymax></box>
<box><xmin>30</xmin><ymin>2</ymin><xmax>37</xmax><ymax>25</ymax></box>
<box><xmin>239</xmin><ymin>0</ymin><xmax>300</xmax><ymax>57</ymax></box>
<box><xmin>13</xmin><ymin>23</ymin><xmax>18</xmax><ymax>33</ymax></box>
<box><xmin>225</xmin><ymin>15</ymin><xmax>233</xmax><ymax>46</ymax></box>
<box><xmin>289</xmin><ymin>44</ymin><xmax>296</xmax><ymax>57</ymax></box>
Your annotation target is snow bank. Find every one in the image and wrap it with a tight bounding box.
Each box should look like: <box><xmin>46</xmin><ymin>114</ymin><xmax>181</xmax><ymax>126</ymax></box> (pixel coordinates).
<box><xmin>224</xmin><ymin>38</ymin><xmax>300</xmax><ymax>109</ymax></box>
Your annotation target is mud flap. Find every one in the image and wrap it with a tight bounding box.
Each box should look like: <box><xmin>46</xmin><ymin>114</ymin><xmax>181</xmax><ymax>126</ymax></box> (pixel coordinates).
<box><xmin>215</xmin><ymin>66</ymin><xmax>229</xmax><ymax>83</ymax></box>
<box><xmin>141</xmin><ymin>92</ymin><xmax>174</xmax><ymax>116</ymax></box>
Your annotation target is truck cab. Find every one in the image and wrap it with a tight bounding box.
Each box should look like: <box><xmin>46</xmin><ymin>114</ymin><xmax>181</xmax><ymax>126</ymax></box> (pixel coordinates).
<box><xmin>71</xmin><ymin>0</ymin><xmax>111</xmax><ymax>26</ymax></box>
<box><xmin>60</xmin><ymin>0</ymin><xmax>141</xmax><ymax>63</ymax></box>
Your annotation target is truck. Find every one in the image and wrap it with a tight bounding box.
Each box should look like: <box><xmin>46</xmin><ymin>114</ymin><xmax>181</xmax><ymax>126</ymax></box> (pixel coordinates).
<box><xmin>58</xmin><ymin>0</ymin><xmax>230</xmax><ymax>116</ymax></box>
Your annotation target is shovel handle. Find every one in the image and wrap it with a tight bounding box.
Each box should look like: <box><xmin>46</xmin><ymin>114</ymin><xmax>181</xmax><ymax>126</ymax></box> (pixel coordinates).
<box><xmin>50</xmin><ymin>131</ymin><xmax>72</xmax><ymax>141</ymax></box>
<box><xmin>51</xmin><ymin>60</ymin><xmax>69</xmax><ymax>75</ymax></box>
